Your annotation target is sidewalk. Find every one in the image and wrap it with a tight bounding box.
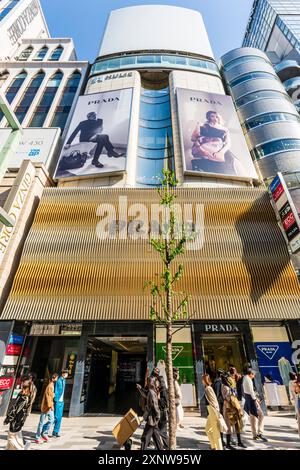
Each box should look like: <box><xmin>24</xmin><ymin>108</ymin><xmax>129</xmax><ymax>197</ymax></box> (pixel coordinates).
<box><xmin>0</xmin><ymin>411</ymin><xmax>299</xmax><ymax>451</ymax></box>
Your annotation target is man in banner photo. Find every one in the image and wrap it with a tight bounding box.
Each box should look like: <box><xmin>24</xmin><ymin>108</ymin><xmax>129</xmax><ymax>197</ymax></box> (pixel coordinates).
<box><xmin>55</xmin><ymin>88</ymin><xmax>132</xmax><ymax>179</ymax></box>
<box><xmin>177</xmin><ymin>88</ymin><xmax>258</xmax><ymax>180</ymax></box>
<box><xmin>64</xmin><ymin>111</ymin><xmax>124</xmax><ymax>168</ymax></box>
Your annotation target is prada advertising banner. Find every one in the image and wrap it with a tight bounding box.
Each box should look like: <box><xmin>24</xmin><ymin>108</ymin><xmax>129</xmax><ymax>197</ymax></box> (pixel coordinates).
<box><xmin>177</xmin><ymin>88</ymin><xmax>258</xmax><ymax>180</ymax></box>
<box><xmin>55</xmin><ymin>89</ymin><xmax>133</xmax><ymax>179</ymax></box>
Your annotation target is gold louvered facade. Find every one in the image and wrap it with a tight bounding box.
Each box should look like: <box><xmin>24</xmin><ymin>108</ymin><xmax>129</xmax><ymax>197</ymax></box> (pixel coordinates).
<box><xmin>1</xmin><ymin>187</ymin><xmax>300</xmax><ymax>321</ymax></box>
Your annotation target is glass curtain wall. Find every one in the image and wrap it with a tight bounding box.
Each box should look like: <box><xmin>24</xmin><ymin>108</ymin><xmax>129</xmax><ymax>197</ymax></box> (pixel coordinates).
<box><xmin>49</xmin><ymin>46</ymin><xmax>64</xmax><ymax>61</ymax></box>
<box><xmin>14</xmin><ymin>71</ymin><xmax>45</xmax><ymax>124</ymax></box>
<box><xmin>29</xmin><ymin>71</ymin><xmax>63</xmax><ymax>127</ymax></box>
<box><xmin>51</xmin><ymin>71</ymin><xmax>81</xmax><ymax>130</ymax></box>
<box><xmin>136</xmin><ymin>76</ymin><xmax>174</xmax><ymax>186</ymax></box>
<box><xmin>33</xmin><ymin>46</ymin><xmax>49</xmax><ymax>61</ymax></box>
<box><xmin>18</xmin><ymin>46</ymin><xmax>33</xmax><ymax>61</ymax></box>
<box><xmin>0</xmin><ymin>71</ymin><xmax>27</xmax><ymax>124</ymax></box>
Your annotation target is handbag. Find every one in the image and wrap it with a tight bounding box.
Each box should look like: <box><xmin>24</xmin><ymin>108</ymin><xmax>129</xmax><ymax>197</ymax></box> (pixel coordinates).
<box><xmin>58</xmin><ymin>150</ymin><xmax>88</xmax><ymax>171</ymax></box>
<box><xmin>218</xmin><ymin>413</ymin><xmax>228</xmax><ymax>434</ymax></box>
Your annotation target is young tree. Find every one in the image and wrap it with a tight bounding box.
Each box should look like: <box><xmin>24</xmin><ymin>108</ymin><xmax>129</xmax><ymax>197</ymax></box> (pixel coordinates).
<box><xmin>145</xmin><ymin>169</ymin><xmax>190</xmax><ymax>450</ymax></box>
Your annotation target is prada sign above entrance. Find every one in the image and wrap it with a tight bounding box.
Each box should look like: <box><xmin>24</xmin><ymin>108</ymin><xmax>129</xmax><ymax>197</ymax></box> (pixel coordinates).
<box><xmin>204</xmin><ymin>323</ymin><xmax>240</xmax><ymax>333</ymax></box>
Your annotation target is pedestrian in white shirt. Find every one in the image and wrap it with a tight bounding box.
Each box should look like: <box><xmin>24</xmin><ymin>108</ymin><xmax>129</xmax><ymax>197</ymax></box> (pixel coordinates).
<box><xmin>242</xmin><ymin>369</ymin><xmax>268</xmax><ymax>442</ymax></box>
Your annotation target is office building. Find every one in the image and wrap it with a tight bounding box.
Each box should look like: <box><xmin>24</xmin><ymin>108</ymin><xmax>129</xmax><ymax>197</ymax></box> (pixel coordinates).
<box><xmin>243</xmin><ymin>0</ymin><xmax>300</xmax><ymax>108</ymax></box>
<box><xmin>221</xmin><ymin>47</ymin><xmax>300</xmax><ymax>182</ymax></box>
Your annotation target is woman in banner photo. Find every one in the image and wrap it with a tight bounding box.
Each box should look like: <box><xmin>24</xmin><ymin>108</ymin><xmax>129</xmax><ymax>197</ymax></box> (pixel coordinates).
<box><xmin>190</xmin><ymin>111</ymin><xmax>245</xmax><ymax>176</ymax></box>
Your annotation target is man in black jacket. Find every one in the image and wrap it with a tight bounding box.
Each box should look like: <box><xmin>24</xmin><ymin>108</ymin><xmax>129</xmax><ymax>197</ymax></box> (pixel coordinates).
<box><xmin>140</xmin><ymin>377</ymin><xmax>164</xmax><ymax>450</ymax></box>
<box><xmin>64</xmin><ymin>112</ymin><xmax>125</xmax><ymax>168</ymax></box>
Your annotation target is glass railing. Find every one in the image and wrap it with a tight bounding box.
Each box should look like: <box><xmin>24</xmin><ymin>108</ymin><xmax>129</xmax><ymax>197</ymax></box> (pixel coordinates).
<box><xmin>283</xmin><ymin>77</ymin><xmax>300</xmax><ymax>93</ymax></box>
<box><xmin>90</xmin><ymin>54</ymin><xmax>219</xmax><ymax>76</ymax></box>
<box><xmin>275</xmin><ymin>60</ymin><xmax>300</xmax><ymax>74</ymax></box>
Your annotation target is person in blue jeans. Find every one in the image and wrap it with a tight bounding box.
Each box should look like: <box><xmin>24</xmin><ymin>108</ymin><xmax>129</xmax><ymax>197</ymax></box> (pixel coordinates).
<box><xmin>35</xmin><ymin>373</ymin><xmax>58</xmax><ymax>444</ymax></box>
<box><xmin>52</xmin><ymin>369</ymin><xmax>68</xmax><ymax>438</ymax></box>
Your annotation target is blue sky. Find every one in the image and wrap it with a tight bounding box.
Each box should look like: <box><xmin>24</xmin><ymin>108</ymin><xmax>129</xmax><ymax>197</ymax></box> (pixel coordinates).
<box><xmin>40</xmin><ymin>0</ymin><xmax>254</xmax><ymax>62</ymax></box>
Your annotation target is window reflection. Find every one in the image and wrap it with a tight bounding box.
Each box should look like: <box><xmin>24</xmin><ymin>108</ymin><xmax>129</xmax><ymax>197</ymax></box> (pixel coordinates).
<box><xmin>29</xmin><ymin>71</ymin><xmax>63</xmax><ymax>127</ymax></box>
<box><xmin>14</xmin><ymin>71</ymin><xmax>45</xmax><ymax>124</ymax></box>
<box><xmin>230</xmin><ymin>71</ymin><xmax>279</xmax><ymax>88</ymax></box>
<box><xmin>236</xmin><ymin>89</ymin><xmax>291</xmax><ymax>108</ymax></box>
<box><xmin>136</xmin><ymin>83</ymin><xmax>174</xmax><ymax>186</ymax></box>
<box><xmin>90</xmin><ymin>54</ymin><xmax>219</xmax><ymax>76</ymax></box>
<box><xmin>243</xmin><ymin>112</ymin><xmax>300</xmax><ymax>131</ymax></box>
<box><xmin>51</xmin><ymin>71</ymin><xmax>81</xmax><ymax>130</ymax></box>
<box><xmin>251</xmin><ymin>138</ymin><xmax>300</xmax><ymax>160</ymax></box>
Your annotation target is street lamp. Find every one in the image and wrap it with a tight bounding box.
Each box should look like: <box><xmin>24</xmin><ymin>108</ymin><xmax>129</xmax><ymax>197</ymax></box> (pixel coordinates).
<box><xmin>0</xmin><ymin>91</ymin><xmax>23</xmax><ymax>227</ymax></box>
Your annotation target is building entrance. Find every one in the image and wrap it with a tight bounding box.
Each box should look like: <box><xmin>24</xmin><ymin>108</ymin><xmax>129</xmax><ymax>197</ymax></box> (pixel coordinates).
<box><xmin>203</xmin><ymin>335</ymin><xmax>248</xmax><ymax>380</ymax></box>
<box><xmin>86</xmin><ymin>336</ymin><xmax>147</xmax><ymax>414</ymax></box>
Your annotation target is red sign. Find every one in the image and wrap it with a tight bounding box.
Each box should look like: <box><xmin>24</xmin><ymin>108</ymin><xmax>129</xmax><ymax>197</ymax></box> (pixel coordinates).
<box><xmin>5</xmin><ymin>344</ymin><xmax>22</xmax><ymax>356</ymax></box>
<box><xmin>0</xmin><ymin>377</ymin><xmax>14</xmax><ymax>390</ymax></box>
<box><xmin>272</xmin><ymin>182</ymin><xmax>284</xmax><ymax>203</ymax></box>
<box><xmin>283</xmin><ymin>212</ymin><xmax>296</xmax><ymax>231</ymax></box>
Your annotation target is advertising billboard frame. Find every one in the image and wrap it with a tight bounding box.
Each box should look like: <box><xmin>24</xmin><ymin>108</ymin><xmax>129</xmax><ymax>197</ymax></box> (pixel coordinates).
<box><xmin>54</xmin><ymin>88</ymin><xmax>133</xmax><ymax>181</ymax></box>
<box><xmin>0</xmin><ymin>127</ymin><xmax>61</xmax><ymax>172</ymax></box>
<box><xmin>270</xmin><ymin>172</ymin><xmax>300</xmax><ymax>253</ymax></box>
<box><xmin>176</xmin><ymin>87</ymin><xmax>259</xmax><ymax>183</ymax></box>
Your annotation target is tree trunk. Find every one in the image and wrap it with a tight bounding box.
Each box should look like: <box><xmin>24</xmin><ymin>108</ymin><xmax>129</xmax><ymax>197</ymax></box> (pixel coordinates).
<box><xmin>166</xmin><ymin>322</ymin><xmax>177</xmax><ymax>450</ymax></box>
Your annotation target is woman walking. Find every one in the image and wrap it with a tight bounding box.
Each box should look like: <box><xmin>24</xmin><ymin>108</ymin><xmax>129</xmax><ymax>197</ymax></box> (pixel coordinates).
<box><xmin>203</xmin><ymin>374</ymin><xmax>227</xmax><ymax>450</ymax></box>
<box><xmin>221</xmin><ymin>373</ymin><xmax>247</xmax><ymax>449</ymax></box>
<box><xmin>174</xmin><ymin>368</ymin><xmax>184</xmax><ymax>429</ymax></box>
<box><xmin>4</xmin><ymin>379</ymin><xmax>32</xmax><ymax>450</ymax></box>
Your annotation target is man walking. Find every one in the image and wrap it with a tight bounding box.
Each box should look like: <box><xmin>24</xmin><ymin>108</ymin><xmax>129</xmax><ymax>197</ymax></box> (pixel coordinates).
<box><xmin>64</xmin><ymin>112</ymin><xmax>124</xmax><ymax>168</ymax></box>
<box><xmin>140</xmin><ymin>377</ymin><xmax>164</xmax><ymax>450</ymax></box>
<box><xmin>35</xmin><ymin>373</ymin><xmax>58</xmax><ymax>444</ymax></box>
<box><xmin>52</xmin><ymin>370</ymin><xmax>68</xmax><ymax>438</ymax></box>
<box><xmin>243</xmin><ymin>369</ymin><xmax>268</xmax><ymax>442</ymax></box>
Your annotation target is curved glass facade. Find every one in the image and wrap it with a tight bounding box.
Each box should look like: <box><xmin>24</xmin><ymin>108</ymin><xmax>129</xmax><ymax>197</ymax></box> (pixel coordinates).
<box><xmin>90</xmin><ymin>54</ymin><xmax>219</xmax><ymax>77</ymax></box>
<box><xmin>29</xmin><ymin>71</ymin><xmax>63</xmax><ymax>127</ymax></box>
<box><xmin>33</xmin><ymin>46</ymin><xmax>48</xmax><ymax>61</ymax></box>
<box><xmin>235</xmin><ymin>89</ymin><xmax>292</xmax><ymax>108</ymax></box>
<box><xmin>251</xmin><ymin>138</ymin><xmax>300</xmax><ymax>160</ymax></box>
<box><xmin>49</xmin><ymin>46</ymin><xmax>64</xmax><ymax>61</ymax></box>
<box><xmin>223</xmin><ymin>55</ymin><xmax>270</xmax><ymax>72</ymax></box>
<box><xmin>283</xmin><ymin>77</ymin><xmax>300</xmax><ymax>94</ymax></box>
<box><xmin>15</xmin><ymin>71</ymin><xmax>45</xmax><ymax>124</ymax></box>
<box><xmin>136</xmin><ymin>84</ymin><xmax>174</xmax><ymax>186</ymax></box>
<box><xmin>51</xmin><ymin>71</ymin><xmax>81</xmax><ymax>130</ymax></box>
<box><xmin>243</xmin><ymin>112</ymin><xmax>300</xmax><ymax>132</ymax></box>
<box><xmin>229</xmin><ymin>71</ymin><xmax>279</xmax><ymax>88</ymax></box>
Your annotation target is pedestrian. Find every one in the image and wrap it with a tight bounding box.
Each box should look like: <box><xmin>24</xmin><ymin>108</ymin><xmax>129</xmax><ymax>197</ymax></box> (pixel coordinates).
<box><xmin>4</xmin><ymin>379</ymin><xmax>32</xmax><ymax>450</ymax></box>
<box><xmin>53</xmin><ymin>369</ymin><xmax>68</xmax><ymax>438</ymax></box>
<box><xmin>203</xmin><ymin>374</ymin><xmax>227</xmax><ymax>450</ymax></box>
<box><xmin>221</xmin><ymin>373</ymin><xmax>247</xmax><ymax>449</ymax></box>
<box><xmin>157</xmin><ymin>375</ymin><xmax>169</xmax><ymax>449</ymax></box>
<box><xmin>140</xmin><ymin>377</ymin><xmax>164</xmax><ymax>450</ymax></box>
<box><xmin>243</xmin><ymin>369</ymin><xmax>268</xmax><ymax>442</ymax></box>
<box><xmin>289</xmin><ymin>372</ymin><xmax>297</xmax><ymax>413</ymax></box>
<box><xmin>27</xmin><ymin>372</ymin><xmax>37</xmax><ymax>416</ymax></box>
<box><xmin>35</xmin><ymin>373</ymin><xmax>58</xmax><ymax>444</ymax></box>
<box><xmin>294</xmin><ymin>377</ymin><xmax>300</xmax><ymax>439</ymax></box>
<box><xmin>174</xmin><ymin>368</ymin><xmax>184</xmax><ymax>429</ymax></box>
<box><xmin>213</xmin><ymin>369</ymin><xmax>224</xmax><ymax>414</ymax></box>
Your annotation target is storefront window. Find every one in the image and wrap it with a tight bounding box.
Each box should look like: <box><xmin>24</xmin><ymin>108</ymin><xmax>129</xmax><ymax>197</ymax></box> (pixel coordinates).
<box><xmin>155</xmin><ymin>326</ymin><xmax>196</xmax><ymax>407</ymax></box>
<box><xmin>252</xmin><ymin>325</ymin><xmax>297</xmax><ymax>407</ymax></box>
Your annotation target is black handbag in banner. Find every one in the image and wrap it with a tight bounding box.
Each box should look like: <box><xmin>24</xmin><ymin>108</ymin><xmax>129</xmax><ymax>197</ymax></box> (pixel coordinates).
<box><xmin>59</xmin><ymin>150</ymin><xmax>88</xmax><ymax>171</ymax></box>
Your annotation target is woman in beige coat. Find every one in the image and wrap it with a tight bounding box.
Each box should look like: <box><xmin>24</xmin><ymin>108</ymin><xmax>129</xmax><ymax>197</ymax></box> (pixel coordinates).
<box><xmin>203</xmin><ymin>374</ymin><xmax>226</xmax><ymax>450</ymax></box>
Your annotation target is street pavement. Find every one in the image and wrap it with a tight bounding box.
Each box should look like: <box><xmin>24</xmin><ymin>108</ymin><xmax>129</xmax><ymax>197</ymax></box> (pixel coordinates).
<box><xmin>0</xmin><ymin>411</ymin><xmax>299</xmax><ymax>451</ymax></box>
